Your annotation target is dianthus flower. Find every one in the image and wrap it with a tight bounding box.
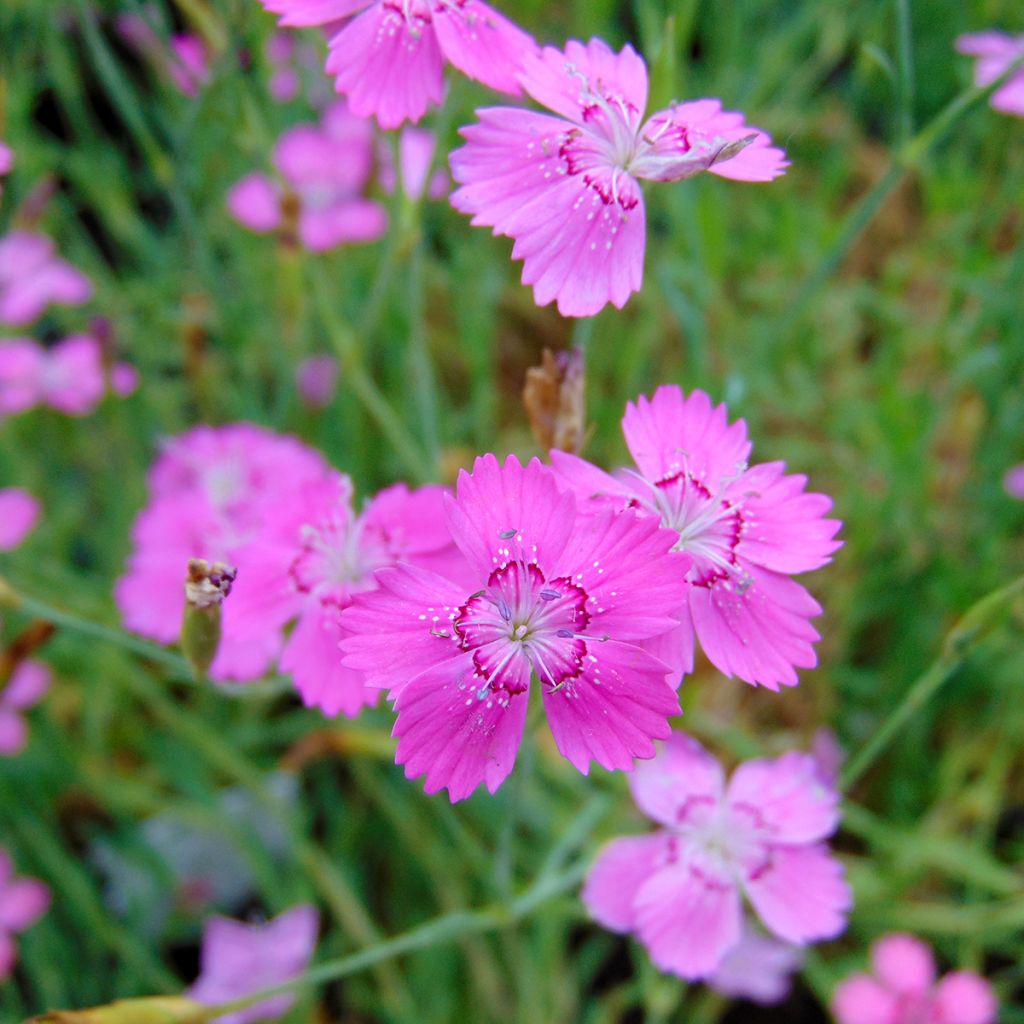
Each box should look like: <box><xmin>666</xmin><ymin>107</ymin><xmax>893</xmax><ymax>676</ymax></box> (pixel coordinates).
<box><xmin>340</xmin><ymin>454</ymin><xmax>688</xmax><ymax>801</ymax></box>
<box><xmin>1004</xmin><ymin>462</ymin><xmax>1024</xmax><ymax>500</ymax></box>
<box><xmin>0</xmin><ymin>232</ymin><xmax>92</xmax><ymax>327</ymax></box>
<box><xmin>188</xmin><ymin>905</ymin><xmax>318</xmax><ymax>1024</ymax></box>
<box><xmin>378</xmin><ymin>127</ymin><xmax>449</xmax><ymax>201</ymax></box>
<box><xmin>552</xmin><ymin>385</ymin><xmax>841</xmax><ymax>690</ymax></box>
<box><xmin>116</xmin><ymin>424</ymin><xmax>330</xmax><ymax>681</ymax></box>
<box><xmin>227</xmin><ymin>101</ymin><xmax>387</xmax><ymax>251</ymax></box>
<box><xmin>832</xmin><ymin>933</ymin><xmax>997</xmax><ymax>1024</ymax></box>
<box><xmin>229</xmin><ymin>472</ymin><xmax>463</xmax><ymax>716</ymax></box>
<box><xmin>295</xmin><ymin>354</ymin><xmax>338</xmax><ymax>408</ymax></box>
<box><xmin>0</xmin><ymin>661</ymin><xmax>51</xmax><ymax>757</ymax></box>
<box><xmin>0</xmin><ymin>335</ymin><xmax>136</xmax><ymax>418</ymax></box>
<box><xmin>257</xmin><ymin>0</ymin><xmax>536</xmax><ymax>128</ymax></box>
<box><xmin>450</xmin><ymin>38</ymin><xmax>788</xmax><ymax>317</ymax></box>
<box><xmin>0</xmin><ymin>487</ymin><xmax>40</xmax><ymax>550</ymax></box>
<box><xmin>0</xmin><ymin>849</ymin><xmax>50</xmax><ymax>980</ymax></box>
<box><xmin>707</xmin><ymin>920</ymin><xmax>802</xmax><ymax>1006</ymax></box>
<box><xmin>956</xmin><ymin>32</ymin><xmax>1024</xmax><ymax>117</ymax></box>
<box><xmin>582</xmin><ymin>733</ymin><xmax>850</xmax><ymax>979</ymax></box>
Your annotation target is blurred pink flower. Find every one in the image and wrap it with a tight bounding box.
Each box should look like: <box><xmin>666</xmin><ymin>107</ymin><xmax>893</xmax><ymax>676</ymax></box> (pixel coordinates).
<box><xmin>0</xmin><ymin>487</ymin><xmax>41</xmax><ymax>550</ymax></box>
<box><xmin>1003</xmin><ymin>462</ymin><xmax>1024</xmax><ymax>500</ymax></box>
<box><xmin>116</xmin><ymin>11</ymin><xmax>210</xmax><ymax>97</ymax></box>
<box><xmin>0</xmin><ymin>661</ymin><xmax>51</xmax><ymax>756</ymax></box>
<box><xmin>340</xmin><ymin>453</ymin><xmax>688</xmax><ymax>802</ymax></box>
<box><xmin>295</xmin><ymin>354</ymin><xmax>338</xmax><ymax>407</ymax></box>
<box><xmin>552</xmin><ymin>385</ymin><xmax>841</xmax><ymax>691</ymax></box>
<box><xmin>188</xmin><ymin>905</ymin><xmax>318</xmax><ymax>1024</ymax></box>
<box><xmin>832</xmin><ymin>933</ymin><xmax>997</xmax><ymax>1024</ymax></box>
<box><xmin>0</xmin><ymin>848</ymin><xmax>50</xmax><ymax>979</ymax></box>
<box><xmin>0</xmin><ymin>232</ymin><xmax>92</xmax><ymax>327</ymax></box>
<box><xmin>230</xmin><ymin>473</ymin><xmax>463</xmax><ymax>716</ymax></box>
<box><xmin>116</xmin><ymin>424</ymin><xmax>330</xmax><ymax>682</ymax></box>
<box><xmin>582</xmin><ymin>733</ymin><xmax>850</xmax><ymax>980</ymax></box>
<box><xmin>0</xmin><ymin>142</ymin><xmax>12</xmax><ymax>177</ymax></box>
<box><xmin>378</xmin><ymin>128</ymin><xmax>449</xmax><ymax>201</ymax></box>
<box><xmin>258</xmin><ymin>0</ymin><xmax>536</xmax><ymax>128</ymax></box>
<box><xmin>707</xmin><ymin>920</ymin><xmax>802</xmax><ymax>1005</ymax></box>
<box><xmin>227</xmin><ymin>101</ymin><xmax>387</xmax><ymax>251</ymax></box>
<box><xmin>450</xmin><ymin>38</ymin><xmax>788</xmax><ymax>317</ymax></box>
<box><xmin>957</xmin><ymin>32</ymin><xmax>1024</xmax><ymax>117</ymax></box>
<box><xmin>0</xmin><ymin>335</ymin><xmax>135</xmax><ymax>418</ymax></box>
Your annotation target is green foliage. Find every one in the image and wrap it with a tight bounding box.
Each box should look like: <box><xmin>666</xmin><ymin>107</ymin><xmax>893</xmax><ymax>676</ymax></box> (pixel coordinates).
<box><xmin>1</xmin><ymin>0</ymin><xmax>1023</xmax><ymax>1021</ymax></box>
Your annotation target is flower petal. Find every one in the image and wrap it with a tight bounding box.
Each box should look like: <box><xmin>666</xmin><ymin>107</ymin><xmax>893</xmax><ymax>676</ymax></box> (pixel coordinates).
<box><xmin>628</xmin><ymin>732</ymin><xmax>724</xmax><ymax>827</ymax></box>
<box><xmin>582</xmin><ymin>833</ymin><xmax>669</xmax><ymax>932</ymax></box>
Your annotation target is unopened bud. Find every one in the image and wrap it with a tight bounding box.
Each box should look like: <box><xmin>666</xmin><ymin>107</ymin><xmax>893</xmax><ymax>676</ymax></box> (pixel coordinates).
<box><xmin>27</xmin><ymin>996</ymin><xmax>206</xmax><ymax>1024</ymax></box>
<box><xmin>181</xmin><ymin>559</ymin><xmax>236</xmax><ymax>680</ymax></box>
<box><xmin>523</xmin><ymin>347</ymin><xmax>586</xmax><ymax>455</ymax></box>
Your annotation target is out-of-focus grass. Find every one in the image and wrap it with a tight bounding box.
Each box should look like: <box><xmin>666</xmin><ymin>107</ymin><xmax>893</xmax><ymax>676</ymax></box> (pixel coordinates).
<box><xmin>1</xmin><ymin>0</ymin><xmax>1023</xmax><ymax>1021</ymax></box>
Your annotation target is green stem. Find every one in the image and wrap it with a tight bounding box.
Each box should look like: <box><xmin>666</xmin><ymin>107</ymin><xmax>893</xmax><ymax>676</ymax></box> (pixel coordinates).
<box><xmin>895</xmin><ymin>0</ymin><xmax>914</xmax><ymax>145</ymax></box>
<box><xmin>307</xmin><ymin>262</ymin><xmax>430</xmax><ymax>481</ymax></box>
<box><xmin>782</xmin><ymin>52</ymin><xmax>1024</xmax><ymax>324</ymax></box>
<box><xmin>187</xmin><ymin>859</ymin><xmax>588</xmax><ymax>1023</ymax></box>
<box><xmin>841</xmin><ymin>573</ymin><xmax>1024</xmax><ymax>790</ymax></box>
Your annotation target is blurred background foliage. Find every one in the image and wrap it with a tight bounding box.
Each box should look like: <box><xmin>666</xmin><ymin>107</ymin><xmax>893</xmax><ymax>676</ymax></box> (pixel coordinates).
<box><xmin>1</xmin><ymin>0</ymin><xmax>1023</xmax><ymax>1020</ymax></box>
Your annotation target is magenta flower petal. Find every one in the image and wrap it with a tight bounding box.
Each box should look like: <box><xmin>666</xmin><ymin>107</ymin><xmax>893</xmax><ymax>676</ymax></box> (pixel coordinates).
<box><xmin>190</xmin><ymin>905</ymin><xmax>318</xmax><ymax>1024</ymax></box>
<box><xmin>621</xmin><ymin>386</ymin><xmax>752</xmax><ymax>485</ymax></box>
<box><xmin>956</xmin><ymin>31</ymin><xmax>1024</xmax><ymax>117</ymax></box>
<box><xmin>392</xmin><ymin>654</ymin><xmax>529</xmax><ymax>801</ymax></box>
<box><xmin>282</xmin><ymin>608</ymin><xmax>378</xmax><ymax>717</ymax></box>
<box><xmin>871</xmin><ymin>933</ymin><xmax>936</xmax><ymax>995</ymax></box>
<box><xmin>707</xmin><ymin>923</ymin><xmax>802</xmax><ymax>1005</ymax></box>
<box><xmin>298</xmin><ymin>198</ymin><xmax>387</xmax><ymax>250</ymax></box>
<box><xmin>628</xmin><ymin>732</ymin><xmax>725</xmax><ymax>827</ymax></box>
<box><xmin>725</xmin><ymin>750</ymin><xmax>839</xmax><ymax>844</ymax></box>
<box><xmin>3</xmin><ymin>661</ymin><xmax>51</xmax><ymax>710</ymax></box>
<box><xmin>0</xmin><ymin>232</ymin><xmax>91</xmax><ymax>326</ymax></box>
<box><xmin>1003</xmin><ymin>462</ymin><xmax>1024</xmax><ymax>499</ymax></box>
<box><xmin>582</xmin><ymin>834</ymin><xmax>669</xmax><ymax>932</ymax></box>
<box><xmin>295</xmin><ymin>355</ymin><xmax>338</xmax><ymax>408</ymax></box>
<box><xmin>742</xmin><ymin>843</ymin><xmax>851</xmax><ymax>945</ymax></box>
<box><xmin>932</xmin><ymin>972</ymin><xmax>998</xmax><ymax>1024</ymax></box>
<box><xmin>0</xmin><ymin>338</ymin><xmax>45</xmax><ymax>414</ymax></box>
<box><xmin>0</xmin><ymin>878</ymin><xmax>50</xmax><ymax>932</ymax></box>
<box><xmin>0</xmin><ymin>711</ymin><xmax>27</xmax><ymax>756</ymax></box>
<box><xmin>0</xmin><ymin>142</ymin><xmax>13</xmax><ymax>176</ymax></box>
<box><xmin>832</xmin><ymin>975</ymin><xmax>900</xmax><ymax>1024</ymax></box>
<box><xmin>227</xmin><ymin>173</ymin><xmax>283</xmax><ymax>233</ymax></box>
<box><xmin>431</xmin><ymin>0</ymin><xmax>535</xmax><ymax>96</ymax></box>
<box><xmin>41</xmin><ymin>334</ymin><xmax>106</xmax><ymax>415</ymax></box>
<box><xmin>396</xmin><ymin>128</ymin><xmax>438</xmax><ymax>201</ymax></box>
<box><xmin>258</xmin><ymin>0</ymin><xmax>369</xmax><ymax>27</ymax></box>
<box><xmin>542</xmin><ymin>639</ymin><xmax>677</xmax><ymax>773</ymax></box>
<box><xmin>633</xmin><ymin>857</ymin><xmax>744</xmax><ymax>979</ymax></box>
<box><xmin>325</xmin><ymin>6</ymin><xmax>445</xmax><ymax>129</ymax></box>
<box><xmin>0</xmin><ymin>488</ymin><xmax>41</xmax><ymax>549</ymax></box>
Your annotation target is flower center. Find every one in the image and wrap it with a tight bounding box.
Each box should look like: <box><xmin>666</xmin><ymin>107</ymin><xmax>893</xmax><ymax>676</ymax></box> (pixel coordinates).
<box><xmin>452</xmin><ymin>560</ymin><xmax>592</xmax><ymax>695</ymax></box>
<box><xmin>289</xmin><ymin>515</ymin><xmax>387</xmax><ymax>608</ymax></box>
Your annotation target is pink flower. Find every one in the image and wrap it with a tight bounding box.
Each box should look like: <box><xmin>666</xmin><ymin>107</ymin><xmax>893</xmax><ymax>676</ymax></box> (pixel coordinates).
<box><xmin>450</xmin><ymin>38</ymin><xmax>788</xmax><ymax>317</ymax></box>
<box><xmin>1003</xmin><ymin>462</ymin><xmax>1024</xmax><ymax>500</ymax></box>
<box><xmin>552</xmin><ymin>385</ymin><xmax>841</xmax><ymax>690</ymax></box>
<box><xmin>0</xmin><ymin>335</ymin><xmax>135</xmax><ymax>418</ymax></box>
<box><xmin>228</xmin><ymin>473</ymin><xmax>463</xmax><ymax>716</ymax></box>
<box><xmin>582</xmin><ymin>733</ymin><xmax>850</xmax><ymax>980</ymax></box>
<box><xmin>0</xmin><ymin>487</ymin><xmax>41</xmax><ymax>550</ymax></box>
<box><xmin>707</xmin><ymin>920</ymin><xmax>802</xmax><ymax>1005</ymax></box>
<box><xmin>0</xmin><ymin>232</ymin><xmax>92</xmax><ymax>327</ymax></box>
<box><xmin>116</xmin><ymin>424</ymin><xmax>330</xmax><ymax>681</ymax></box>
<box><xmin>227</xmin><ymin>101</ymin><xmax>387</xmax><ymax>251</ymax></box>
<box><xmin>956</xmin><ymin>32</ymin><xmax>1024</xmax><ymax>117</ymax></box>
<box><xmin>0</xmin><ymin>661</ymin><xmax>51</xmax><ymax>757</ymax></box>
<box><xmin>188</xmin><ymin>905</ymin><xmax>318</xmax><ymax>1024</ymax></box>
<box><xmin>258</xmin><ymin>0</ymin><xmax>536</xmax><ymax>129</ymax></box>
<box><xmin>340</xmin><ymin>454</ymin><xmax>688</xmax><ymax>801</ymax></box>
<box><xmin>832</xmin><ymin>933</ymin><xmax>997</xmax><ymax>1024</ymax></box>
<box><xmin>0</xmin><ymin>849</ymin><xmax>50</xmax><ymax>980</ymax></box>
<box><xmin>0</xmin><ymin>142</ymin><xmax>12</xmax><ymax>177</ymax></box>
<box><xmin>295</xmin><ymin>354</ymin><xmax>338</xmax><ymax>407</ymax></box>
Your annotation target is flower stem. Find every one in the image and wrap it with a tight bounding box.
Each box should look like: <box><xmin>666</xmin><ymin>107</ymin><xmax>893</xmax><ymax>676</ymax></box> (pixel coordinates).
<box><xmin>782</xmin><ymin>51</ymin><xmax>1024</xmax><ymax>324</ymax></box>
<box><xmin>185</xmin><ymin>859</ymin><xmax>588</xmax><ymax>1023</ymax></box>
<box><xmin>841</xmin><ymin>573</ymin><xmax>1024</xmax><ymax>791</ymax></box>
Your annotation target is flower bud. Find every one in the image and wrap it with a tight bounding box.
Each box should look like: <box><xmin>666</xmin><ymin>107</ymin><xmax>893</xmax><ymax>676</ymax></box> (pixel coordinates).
<box><xmin>180</xmin><ymin>558</ymin><xmax>236</xmax><ymax>680</ymax></box>
<box><xmin>523</xmin><ymin>347</ymin><xmax>586</xmax><ymax>455</ymax></box>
